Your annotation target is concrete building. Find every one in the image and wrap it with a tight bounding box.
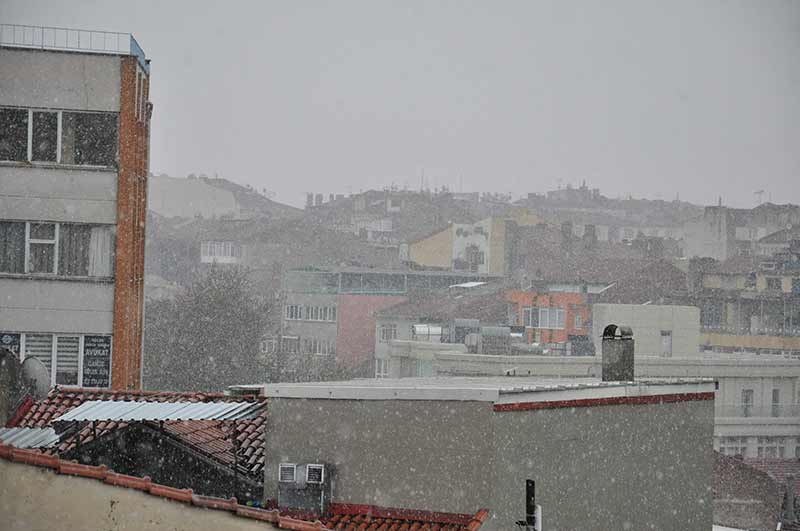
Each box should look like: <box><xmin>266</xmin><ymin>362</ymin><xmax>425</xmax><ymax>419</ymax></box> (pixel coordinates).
<box><xmin>262</xmin><ymin>376</ymin><xmax>715</xmax><ymax>531</ymax></box>
<box><xmin>278</xmin><ymin>268</ymin><xmax>496</xmax><ymax>378</ymax></box>
<box><xmin>379</xmin><ymin>340</ymin><xmax>800</xmax><ymax>460</ymax></box>
<box><xmin>0</xmin><ymin>25</ymin><xmax>152</xmax><ymax>389</ymax></box>
<box><xmin>592</xmin><ymin>303</ymin><xmax>700</xmax><ymax>357</ymax></box>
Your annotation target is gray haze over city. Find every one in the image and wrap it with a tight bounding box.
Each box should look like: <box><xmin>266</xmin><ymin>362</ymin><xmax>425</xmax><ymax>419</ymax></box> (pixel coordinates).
<box><xmin>2</xmin><ymin>0</ymin><xmax>799</xmax><ymax>207</ymax></box>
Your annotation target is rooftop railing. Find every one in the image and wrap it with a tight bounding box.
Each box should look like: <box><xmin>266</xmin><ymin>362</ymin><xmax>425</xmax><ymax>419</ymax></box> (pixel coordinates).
<box><xmin>701</xmin><ymin>324</ymin><xmax>800</xmax><ymax>338</ymax></box>
<box><xmin>0</xmin><ymin>23</ymin><xmax>148</xmax><ymax>73</ymax></box>
<box><xmin>716</xmin><ymin>403</ymin><xmax>800</xmax><ymax>419</ymax></box>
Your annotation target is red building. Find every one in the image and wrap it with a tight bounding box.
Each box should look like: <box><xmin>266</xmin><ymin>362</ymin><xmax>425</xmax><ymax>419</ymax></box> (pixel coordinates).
<box><xmin>335</xmin><ymin>294</ymin><xmax>407</xmax><ymax>370</ymax></box>
<box><xmin>505</xmin><ymin>290</ymin><xmax>590</xmax><ymax>344</ymax></box>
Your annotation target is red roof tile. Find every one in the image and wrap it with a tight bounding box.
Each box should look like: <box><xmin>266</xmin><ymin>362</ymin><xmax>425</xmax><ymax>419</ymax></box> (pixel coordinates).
<box><xmin>320</xmin><ymin>504</ymin><xmax>489</xmax><ymax>531</ymax></box>
<box><xmin>11</xmin><ymin>386</ymin><xmax>267</xmax><ymax>477</ymax></box>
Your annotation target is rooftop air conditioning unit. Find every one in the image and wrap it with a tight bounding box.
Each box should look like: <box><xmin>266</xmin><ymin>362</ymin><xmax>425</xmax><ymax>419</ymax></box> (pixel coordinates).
<box><xmin>277</xmin><ymin>462</ymin><xmax>333</xmax><ymax>516</ymax></box>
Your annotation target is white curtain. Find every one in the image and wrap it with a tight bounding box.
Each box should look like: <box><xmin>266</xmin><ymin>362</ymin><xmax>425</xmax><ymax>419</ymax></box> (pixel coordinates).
<box><xmin>88</xmin><ymin>226</ymin><xmax>113</xmax><ymax>277</ymax></box>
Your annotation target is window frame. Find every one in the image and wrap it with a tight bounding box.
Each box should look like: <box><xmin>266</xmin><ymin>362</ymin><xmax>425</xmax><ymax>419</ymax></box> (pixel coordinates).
<box><xmin>14</xmin><ymin>332</ymin><xmax>112</xmax><ymax>388</ymax></box>
<box><xmin>0</xmin><ymin>107</ymin><xmax>119</xmax><ymax>168</ymax></box>
<box><xmin>0</xmin><ymin>221</ymin><xmax>114</xmax><ymax>278</ymax></box>
<box><xmin>379</xmin><ymin>323</ymin><xmax>398</xmax><ymax>342</ymax></box>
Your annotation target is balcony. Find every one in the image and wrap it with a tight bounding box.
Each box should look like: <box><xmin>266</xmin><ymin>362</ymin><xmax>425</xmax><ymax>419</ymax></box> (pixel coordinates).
<box><xmin>716</xmin><ymin>403</ymin><xmax>800</xmax><ymax>418</ymax></box>
<box><xmin>0</xmin><ymin>23</ymin><xmax>148</xmax><ymax>72</ymax></box>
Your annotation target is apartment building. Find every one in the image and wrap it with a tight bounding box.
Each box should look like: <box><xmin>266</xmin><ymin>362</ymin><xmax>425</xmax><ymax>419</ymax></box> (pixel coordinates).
<box><xmin>0</xmin><ymin>25</ymin><xmax>151</xmax><ymax>389</ymax></box>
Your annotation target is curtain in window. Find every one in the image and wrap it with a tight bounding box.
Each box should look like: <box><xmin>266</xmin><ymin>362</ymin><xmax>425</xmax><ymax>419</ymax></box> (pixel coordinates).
<box><xmin>25</xmin><ymin>334</ymin><xmax>53</xmax><ymax>382</ymax></box>
<box><xmin>88</xmin><ymin>226</ymin><xmax>114</xmax><ymax>277</ymax></box>
<box><xmin>59</xmin><ymin>224</ymin><xmax>91</xmax><ymax>276</ymax></box>
<box><xmin>0</xmin><ymin>221</ymin><xmax>25</xmax><ymax>273</ymax></box>
<box><xmin>55</xmin><ymin>335</ymin><xmax>80</xmax><ymax>385</ymax></box>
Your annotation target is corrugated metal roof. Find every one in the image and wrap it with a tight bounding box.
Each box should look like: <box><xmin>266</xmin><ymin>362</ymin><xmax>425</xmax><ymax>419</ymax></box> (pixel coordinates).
<box><xmin>0</xmin><ymin>427</ymin><xmax>60</xmax><ymax>448</ymax></box>
<box><xmin>53</xmin><ymin>400</ymin><xmax>264</xmax><ymax>423</ymax></box>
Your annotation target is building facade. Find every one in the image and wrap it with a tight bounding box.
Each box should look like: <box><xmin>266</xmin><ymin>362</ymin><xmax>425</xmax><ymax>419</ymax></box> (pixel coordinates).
<box><xmin>0</xmin><ymin>25</ymin><xmax>151</xmax><ymax>389</ymax></box>
<box><xmin>262</xmin><ymin>377</ymin><xmax>715</xmax><ymax>531</ymax></box>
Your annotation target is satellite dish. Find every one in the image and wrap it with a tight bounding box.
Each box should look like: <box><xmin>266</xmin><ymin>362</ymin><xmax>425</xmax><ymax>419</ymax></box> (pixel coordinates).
<box><xmin>22</xmin><ymin>357</ymin><xmax>51</xmax><ymax>399</ymax></box>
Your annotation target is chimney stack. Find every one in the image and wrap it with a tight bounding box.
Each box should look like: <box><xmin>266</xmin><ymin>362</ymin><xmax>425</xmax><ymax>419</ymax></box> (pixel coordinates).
<box><xmin>601</xmin><ymin>324</ymin><xmax>634</xmax><ymax>382</ymax></box>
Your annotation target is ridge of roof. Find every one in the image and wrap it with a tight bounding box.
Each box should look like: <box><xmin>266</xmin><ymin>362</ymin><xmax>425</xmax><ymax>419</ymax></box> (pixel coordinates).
<box><xmin>0</xmin><ymin>443</ymin><xmax>489</xmax><ymax>531</ymax></box>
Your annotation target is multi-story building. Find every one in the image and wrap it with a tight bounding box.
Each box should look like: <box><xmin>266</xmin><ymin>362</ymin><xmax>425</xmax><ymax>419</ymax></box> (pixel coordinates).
<box><xmin>378</xmin><ymin>339</ymin><xmax>800</xmax><ymax>460</ymax></box>
<box><xmin>275</xmin><ymin>267</ymin><xmax>496</xmax><ymax>380</ymax></box>
<box><xmin>0</xmin><ymin>24</ymin><xmax>151</xmax><ymax>389</ymax></box>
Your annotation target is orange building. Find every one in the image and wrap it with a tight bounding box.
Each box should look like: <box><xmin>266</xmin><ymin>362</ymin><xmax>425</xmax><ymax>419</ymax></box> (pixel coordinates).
<box><xmin>504</xmin><ymin>290</ymin><xmax>590</xmax><ymax>344</ymax></box>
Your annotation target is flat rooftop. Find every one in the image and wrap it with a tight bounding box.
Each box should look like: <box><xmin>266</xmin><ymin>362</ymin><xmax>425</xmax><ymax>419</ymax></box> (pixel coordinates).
<box><xmin>0</xmin><ymin>24</ymin><xmax>149</xmax><ymax>72</ymax></box>
<box><xmin>255</xmin><ymin>376</ymin><xmax>715</xmax><ymax>404</ymax></box>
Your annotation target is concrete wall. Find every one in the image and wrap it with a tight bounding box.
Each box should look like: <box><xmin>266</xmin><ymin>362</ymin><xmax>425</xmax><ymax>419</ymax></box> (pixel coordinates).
<box><xmin>264</xmin><ymin>398</ymin><xmax>494</xmax><ymax>514</ymax></box>
<box><xmin>592</xmin><ymin>303</ymin><xmax>700</xmax><ymax>356</ymax></box>
<box><xmin>0</xmin><ymin>277</ymin><xmax>114</xmax><ymax>333</ymax></box>
<box><xmin>0</xmin><ymin>459</ymin><xmax>276</xmax><ymax>531</ymax></box>
<box><xmin>0</xmin><ymin>48</ymin><xmax>120</xmax><ymax>111</ymax></box>
<box><xmin>0</xmin><ymin>166</ymin><xmax>117</xmax><ymax>224</ymax></box>
<box><xmin>452</xmin><ymin>218</ymin><xmax>492</xmax><ymax>274</ymax></box>
<box><xmin>264</xmin><ymin>394</ymin><xmax>714</xmax><ymax>531</ymax></box>
<box><xmin>492</xmin><ymin>399</ymin><xmax>714</xmax><ymax>531</ymax></box>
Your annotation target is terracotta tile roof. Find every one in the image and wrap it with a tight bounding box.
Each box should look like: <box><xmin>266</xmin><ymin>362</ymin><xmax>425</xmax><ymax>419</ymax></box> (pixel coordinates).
<box><xmin>10</xmin><ymin>386</ymin><xmax>267</xmax><ymax>477</ymax></box>
<box><xmin>744</xmin><ymin>457</ymin><xmax>800</xmax><ymax>486</ymax></box>
<box><xmin>0</xmin><ymin>443</ymin><xmax>490</xmax><ymax>531</ymax></box>
<box><xmin>375</xmin><ymin>290</ymin><xmax>508</xmax><ymax>323</ymax></box>
<box><xmin>321</xmin><ymin>504</ymin><xmax>489</xmax><ymax>531</ymax></box>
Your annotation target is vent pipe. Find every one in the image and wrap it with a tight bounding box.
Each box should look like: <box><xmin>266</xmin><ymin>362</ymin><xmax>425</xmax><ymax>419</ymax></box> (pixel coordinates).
<box><xmin>601</xmin><ymin>324</ymin><xmax>634</xmax><ymax>382</ymax></box>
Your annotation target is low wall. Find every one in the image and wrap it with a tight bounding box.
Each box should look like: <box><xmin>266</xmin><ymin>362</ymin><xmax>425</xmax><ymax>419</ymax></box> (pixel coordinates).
<box><xmin>0</xmin><ymin>459</ymin><xmax>276</xmax><ymax>531</ymax></box>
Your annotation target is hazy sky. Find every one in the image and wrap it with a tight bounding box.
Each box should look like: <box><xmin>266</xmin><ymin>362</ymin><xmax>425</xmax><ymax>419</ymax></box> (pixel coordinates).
<box><xmin>3</xmin><ymin>1</ymin><xmax>799</xmax><ymax>207</ymax></box>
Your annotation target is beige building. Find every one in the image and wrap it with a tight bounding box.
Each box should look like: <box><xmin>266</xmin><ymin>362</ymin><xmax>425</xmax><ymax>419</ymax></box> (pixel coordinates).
<box><xmin>592</xmin><ymin>303</ymin><xmax>700</xmax><ymax>357</ymax></box>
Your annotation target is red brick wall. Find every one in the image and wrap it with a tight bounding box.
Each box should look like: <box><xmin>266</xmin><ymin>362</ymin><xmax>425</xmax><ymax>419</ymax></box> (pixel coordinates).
<box><xmin>112</xmin><ymin>57</ymin><xmax>151</xmax><ymax>390</ymax></box>
<box><xmin>504</xmin><ymin>290</ymin><xmax>589</xmax><ymax>344</ymax></box>
<box><xmin>335</xmin><ymin>294</ymin><xmax>407</xmax><ymax>369</ymax></box>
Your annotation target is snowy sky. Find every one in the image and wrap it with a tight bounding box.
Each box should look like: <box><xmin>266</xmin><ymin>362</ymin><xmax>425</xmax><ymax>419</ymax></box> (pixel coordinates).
<box><xmin>2</xmin><ymin>0</ymin><xmax>799</xmax><ymax>207</ymax></box>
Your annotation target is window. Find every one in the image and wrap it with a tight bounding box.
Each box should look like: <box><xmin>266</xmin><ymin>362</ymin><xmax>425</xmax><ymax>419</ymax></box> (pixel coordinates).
<box><xmin>757</xmin><ymin>437</ymin><xmax>786</xmax><ymax>458</ymax></box>
<box><xmin>0</xmin><ymin>108</ymin><xmax>28</xmax><ymax>161</ymax></box>
<box><xmin>574</xmin><ymin>314</ymin><xmax>583</xmax><ymax>329</ymax></box>
<box><xmin>660</xmin><ymin>330</ymin><xmax>673</xmax><ymax>357</ymax></box>
<box><xmin>375</xmin><ymin>358</ymin><xmax>389</xmax><ymax>379</ymax></box>
<box><xmin>0</xmin><ymin>221</ymin><xmax>113</xmax><ymax>277</ymax></box>
<box><xmin>61</xmin><ymin>111</ymin><xmax>118</xmax><ymax>166</ymax></box>
<box><xmin>306</xmin><ymin>464</ymin><xmax>324</xmax><ymax>484</ymax></box>
<box><xmin>1</xmin><ymin>107</ymin><xmax>118</xmax><ymax>166</ymax></box>
<box><xmin>303</xmin><ymin>338</ymin><xmax>335</xmax><ymax>355</ymax></box>
<box><xmin>772</xmin><ymin>389</ymin><xmax>781</xmax><ymax>417</ymax></box>
<box><xmin>278</xmin><ymin>464</ymin><xmax>296</xmax><ymax>483</ymax></box>
<box><xmin>526</xmin><ymin>308</ymin><xmax>566</xmax><ymax>329</ymax></box>
<box><xmin>14</xmin><ymin>332</ymin><xmax>111</xmax><ymax>387</ymax></box>
<box><xmin>55</xmin><ymin>335</ymin><xmax>79</xmax><ymax>385</ymax></box>
<box><xmin>742</xmin><ymin>389</ymin><xmax>754</xmax><ymax>417</ymax></box>
<box><xmin>380</xmin><ymin>324</ymin><xmax>398</xmax><ymax>342</ymax></box>
<box><xmin>28</xmin><ymin>222</ymin><xmax>57</xmax><ymax>274</ymax></box>
<box><xmin>0</xmin><ymin>222</ymin><xmax>25</xmax><ymax>273</ymax></box>
<box><xmin>285</xmin><ymin>305</ymin><xmax>303</xmax><ymax>320</ymax></box>
<box><xmin>766</xmin><ymin>277</ymin><xmax>782</xmax><ymax>291</ymax></box>
<box><xmin>718</xmin><ymin>437</ymin><xmax>748</xmax><ymax>457</ymax></box>
<box><xmin>32</xmin><ymin>111</ymin><xmax>58</xmax><ymax>162</ymax></box>
<box><xmin>792</xmin><ymin>278</ymin><xmax>800</xmax><ymax>294</ymax></box>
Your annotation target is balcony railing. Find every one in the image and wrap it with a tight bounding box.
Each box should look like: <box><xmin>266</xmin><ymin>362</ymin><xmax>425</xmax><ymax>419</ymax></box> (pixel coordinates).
<box><xmin>716</xmin><ymin>403</ymin><xmax>800</xmax><ymax>418</ymax></box>
<box><xmin>701</xmin><ymin>325</ymin><xmax>800</xmax><ymax>338</ymax></box>
<box><xmin>0</xmin><ymin>23</ymin><xmax>148</xmax><ymax>72</ymax></box>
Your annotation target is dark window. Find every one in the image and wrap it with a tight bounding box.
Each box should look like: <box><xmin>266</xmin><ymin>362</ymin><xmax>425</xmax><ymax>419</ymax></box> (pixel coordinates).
<box><xmin>32</xmin><ymin>111</ymin><xmax>58</xmax><ymax>162</ymax></box>
<box><xmin>61</xmin><ymin>112</ymin><xmax>118</xmax><ymax>166</ymax></box>
<box><xmin>0</xmin><ymin>221</ymin><xmax>25</xmax><ymax>273</ymax></box>
<box><xmin>28</xmin><ymin>223</ymin><xmax>56</xmax><ymax>274</ymax></box>
<box><xmin>0</xmin><ymin>108</ymin><xmax>28</xmax><ymax>161</ymax></box>
<box><xmin>766</xmin><ymin>277</ymin><xmax>782</xmax><ymax>290</ymax></box>
<box><xmin>59</xmin><ymin>224</ymin><xmax>91</xmax><ymax>276</ymax></box>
